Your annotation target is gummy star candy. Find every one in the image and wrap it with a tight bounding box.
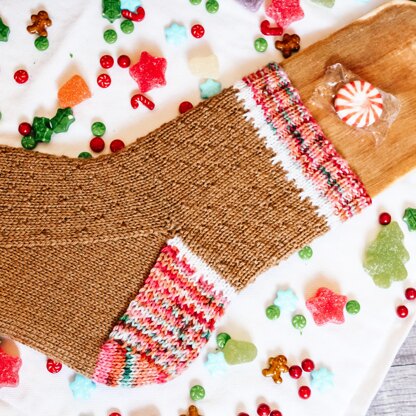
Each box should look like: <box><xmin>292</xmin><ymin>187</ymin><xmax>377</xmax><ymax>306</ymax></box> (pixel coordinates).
<box><xmin>363</xmin><ymin>221</ymin><xmax>409</xmax><ymax>288</ymax></box>
<box><xmin>103</xmin><ymin>0</ymin><xmax>121</xmax><ymax>23</ymax></box>
<box><xmin>69</xmin><ymin>374</ymin><xmax>96</xmax><ymax>399</ymax></box>
<box><xmin>165</xmin><ymin>23</ymin><xmax>187</xmax><ymax>46</ymax></box>
<box><xmin>273</xmin><ymin>288</ymin><xmax>298</xmax><ymax>312</ymax></box>
<box><xmin>403</xmin><ymin>208</ymin><xmax>416</xmax><ymax>231</ymax></box>
<box><xmin>50</xmin><ymin>108</ymin><xmax>75</xmax><ymax>133</ymax></box>
<box><xmin>306</xmin><ymin>287</ymin><xmax>347</xmax><ymax>325</ymax></box>
<box><xmin>311</xmin><ymin>367</ymin><xmax>334</xmax><ymax>391</ymax></box>
<box><xmin>235</xmin><ymin>0</ymin><xmax>264</xmax><ymax>12</ymax></box>
<box><xmin>310</xmin><ymin>0</ymin><xmax>336</xmax><ymax>8</ymax></box>
<box><xmin>266</xmin><ymin>0</ymin><xmax>304</xmax><ymax>28</ymax></box>
<box><xmin>223</xmin><ymin>339</ymin><xmax>257</xmax><ymax>365</ymax></box>
<box><xmin>58</xmin><ymin>74</ymin><xmax>92</xmax><ymax>108</ymax></box>
<box><xmin>205</xmin><ymin>351</ymin><xmax>227</xmax><ymax>375</ymax></box>
<box><xmin>32</xmin><ymin>117</ymin><xmax>53</xmax><ymax>143</ymax></box>
<box><xmin>129</xmin><ymin>51</ymin><xmax>167</xmax><ymax>93</ymax></box>
<box><xmin>121</xmin><ymin>0</ymin><xmax>141</xmax><ymax>12</ymax></box>
<box><xmin>199</xmin><ymin>79</ymin><xmax>222</xmax><ymax>99</ymax></box>
<box><xmin>0</xmin><ymin>17</ymin><xmax>10</xmax><ymax>42</ymax></box>
<box><xmin>0</xmin><ymin>350</ymin><xmax>22</xmax><ymax>387</ymax></box>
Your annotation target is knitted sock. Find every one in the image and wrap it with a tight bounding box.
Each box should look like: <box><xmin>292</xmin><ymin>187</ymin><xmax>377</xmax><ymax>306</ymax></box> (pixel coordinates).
<box><xmin>0</xmin><ymin>63</ymin><xmax>371</xmax><ymax>387</ymax></box>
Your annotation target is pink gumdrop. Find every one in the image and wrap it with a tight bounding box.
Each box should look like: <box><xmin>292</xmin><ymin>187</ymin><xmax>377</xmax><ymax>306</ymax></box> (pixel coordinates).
<box><xmin>265</xmin><ymin>0</ymin><xmax>304</xmax><ymax>28</ymax></box>
<box><xmin>0</xmin><ymin>349</ymin><xmax>22</xmax><ymax>387</ymax></box>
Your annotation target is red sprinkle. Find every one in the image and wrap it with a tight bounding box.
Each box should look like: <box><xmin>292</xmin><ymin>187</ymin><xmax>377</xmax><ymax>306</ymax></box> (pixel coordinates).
<box><xmin>179</xmin><ymin>101</ymin><xmax>193</xmax><ymax>114</ymax></box>
<box><xmin>397</xmin><ymin>305</ymin><xmax>408</xmax><ymax>318</ymax></box>
<box><xmin>289</xmin><ymin>365</ymin><xmax>302</xmax><ymax>379</ymax></box>
<box><xmin>90</xmin><ymin>137</ymin><xmax>105</xmax><ymax>153</ymax></box>
<box><xmin>100</xmin><ymin>55</ymin><xmax>114</xmax><ymax>69</ymax></box>
<box><xmin>110</xmin><ymin>139</ymin><xmax>125</xmax><ymax>153</ymax></box>
<box><xmin>301</xmin><ymin>358</ymin><xmax>315</xmax><ymax>372</ymax></box>
<box><xmin>18</xmin><ymin>122</ymin><xmax>32</xmax><ymax>136</ymax></box>
<box><xmin>191</xmin><ymin>24</ymin><xmax>205</xmax><ymax>38</ymax></box>
<box><xmin>379</xmin><ymin>212</ymin><xmax>391</xmax><ymax>225</ymax></box>
<box><xmin>405</xmin><ymin>287</ymin><xmax>416</xmax><ymax>301</ymax></box>
<box><xmin>97</xmin><ymin>74</ymin><xmax>111</xmax><ymax>88</ymax></box>
<box><xmin>46</xmin><ymin>358</ymin><xmax>62</xmax><ymax>374</ymax></box>
<box><xmin>298</xmin><ymin>385</ymin><xmax>311</xmax><ymax>399</ymax></box>
<box><xmin>14</xmin><ymin>69</ymin><xmax>29</xmax><ymax>84</ymax></box>
<box><xmin>257</xmin><ymin>403</ymin><xmax>271</xmax><ymax>416</ymax></box>
<box><xmin>117</xmin><ymin>55</ymin><xmax>131</xmax><ymax>68</ymax></box>
<box><xmin>121</xmin><ymin>6</ymin><xmax>145</xmax><ymax>22</ymax></box>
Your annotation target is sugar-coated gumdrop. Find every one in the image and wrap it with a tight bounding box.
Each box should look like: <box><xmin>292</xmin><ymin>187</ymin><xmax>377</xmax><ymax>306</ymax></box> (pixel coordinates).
<box><xmin>102</xmin><ymin>0</ymin><xmax>121</xmax><ymax>22</ymax></box>
<box><xmin>223</xmin><ymin>339</ymin><xmax>257</xmax><ymax>365</ymax></box>
<box><xmin>310</xmin><ymin>0</ymin><xmax>335</xmax><ymax>8</ymax></box>
<box><xmin>235</xmin><ymin>0</ymin><xmax>264</xmax><ymax>12</ymax></box>
<box><xmin>266</xmin><ymin>0</ymin><xmax>304</xmax><ymax>28</ymax></box>
<box><xmin>199</xmin><ymin>79</ymin><xmax>221</xmax><ymax>99</ymax></box>
<box><xmin>50</xmin><ymin>108</ymin><xmax>75</xmax><ymax>133</ymax></box>
<box><xmin>363</xmin><ymin>221</ymin><xmax>409</xmax><ymax>288</ymax></box>
<box><xmin>129</xmin><ymin>51</ymin><xmax>167</xmax><ymax>93</ymax></box>
<box><xmin>69</xmin><ymin>374</ymin><xmax>96</xmax><ymax>399</ymax></box>
<box><xmin>306</xmin><ymin>287</ymin><xmax>347</xmax><ymax>325</ymax></box>
<box><xmin>58</xmin><ymin>75</ymin><xmax>92</xmax><ymax>108</ymax></box>
<box><xmin>0</xmin><ymin>349</ymin><xmax>22</xmax><ymax>387</ymax></box>
<box><xmin>189</xmin><ymin>54</ymin><xmax>219</xmax><ymax>79</ymax></box>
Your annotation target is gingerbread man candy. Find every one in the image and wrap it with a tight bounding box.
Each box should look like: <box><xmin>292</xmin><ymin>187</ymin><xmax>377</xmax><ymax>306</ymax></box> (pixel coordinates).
<box><xmin>262</xmin><ymin>354</ymin><xmax>289</xmax><ymax>384</ymax></box>
<box><xmin>27</xmin><ymin>11</ymin><xmax>52</xmax><ymax>37</ymax></box>
<box><xmin>275</xmin><ymin>33</ymin><xmax>301</xmax><ymax>58</ymax></box>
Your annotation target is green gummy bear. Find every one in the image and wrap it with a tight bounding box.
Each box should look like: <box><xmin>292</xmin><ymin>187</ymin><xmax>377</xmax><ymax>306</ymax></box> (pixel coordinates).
<box><xmin>50</xmin><ymin>108</ymin><xmax>75</xmax><ymax>134</ymax></box>
<box><xmin>363</xmin><ymin>221</ymin><xmax>409</xmax><ymax>288</ymax></box>
<box><xmin>222</xmin><ymin>339</ymin><xmax>257</xmax><ymax>365</ymax></box>
<box><xmin>32</xmin><ymin>117</ymin><xmax>53</xmax><ymax>143</ymax></box>
<box><xmin>0</xmin><ymin>18</ymin><xmax>10</xmax><ymax>42</ymax></box>
<box><xmin>403</xmin><ymin>208</ymin><xmax>416</xmax><ymax>231</ymax></box>
<box><xmin>102</xmin><ymin>0</ymin><xmax>121</xmax><ymax>23</ymax></box>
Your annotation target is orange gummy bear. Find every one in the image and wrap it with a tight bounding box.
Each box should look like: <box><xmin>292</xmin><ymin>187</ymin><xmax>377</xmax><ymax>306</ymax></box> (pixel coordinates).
<box><xmin>58</xmin><ymin>75</ymin><xmax>91</xmax><ymax>108</ymax></box>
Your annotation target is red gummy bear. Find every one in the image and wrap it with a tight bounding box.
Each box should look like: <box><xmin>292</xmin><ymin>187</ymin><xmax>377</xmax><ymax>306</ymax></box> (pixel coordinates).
<box><xmin>129</xmin><ymin>51</ymin><xmax>167</xmax><ymax>94</ymax></box>
<box><xmin>306</xmin><ymin>287</ymin><xmax>347</xmax><ymax>326</ymax></box>
<box><xmin>0</xmin><ymin>349</ymin><xmax>22</xmax><ymax>387</ymax></box>
<box><xmin>266</xmin><ymin>0</ymin><xmax>304</xmax><ymax>29</ymax></box>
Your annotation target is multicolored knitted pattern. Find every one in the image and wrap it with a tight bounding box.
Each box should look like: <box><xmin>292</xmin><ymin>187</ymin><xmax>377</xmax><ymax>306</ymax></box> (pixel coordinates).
<box><xmin>235</xmin><ymin>63</ymin><xmax>372</xmax><ymax>225</ymax></box>
<box><xmin>93</xmin><ymin>237</ymin><xmax>235</xmax><ymax>387</ymax></box>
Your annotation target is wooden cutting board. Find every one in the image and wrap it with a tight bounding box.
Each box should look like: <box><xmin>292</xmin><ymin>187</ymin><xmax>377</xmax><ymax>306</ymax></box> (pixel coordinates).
<box><xmin>282</xmin><ymin>0</ymin><xmax>416</xmax><ymax>197</ymax></box>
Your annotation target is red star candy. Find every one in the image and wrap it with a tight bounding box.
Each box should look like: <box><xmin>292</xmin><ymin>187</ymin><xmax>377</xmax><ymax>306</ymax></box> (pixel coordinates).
<box><xmin>129</xmin><ymin>51</ymin><xmax>167</xmax><ymax>94</ymax></box>
<box><xmin>306</xmin><ymin>287</ymin><xmax>347</xmax><ymax>326</ymax></box>
<box><xmin>0</xmin><ymin>349</ymin><xmax>22</xmax><ymax>387</ymax></box>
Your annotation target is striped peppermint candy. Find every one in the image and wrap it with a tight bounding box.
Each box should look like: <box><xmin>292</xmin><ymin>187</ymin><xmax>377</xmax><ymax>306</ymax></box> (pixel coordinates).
<box><xmin>334</xmin><ymin>80</ymin><xmax>383</xmax><ymax>128</ymax></box>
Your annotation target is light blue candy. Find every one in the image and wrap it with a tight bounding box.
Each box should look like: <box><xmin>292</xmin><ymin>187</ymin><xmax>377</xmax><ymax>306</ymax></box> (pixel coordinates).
<box><xmin>199</xmin><ymin>79</ymin><xmax>222</xmax><ymax>99</ymax></box>
<box><xmin>69</xmin><ymin>374</ymin><xmax>96</xmax><ymax>399</ymax></box>
<box><xmin>120</xmin><ymin>0</ymin><xmax>141</xmax><ymax>12</ymax></box>
<box><xmin>165</xmin><ymin>23</ymin><xmax>187</xmax><ymax>46</ymax></box>
<box><xmin>273</xmin><ymin>288</ymin><xmax>298</xmax><ymax>312</ymax></box>
<box><xmin>311</xmin><ymin>367</ymin><xmax>334</xmax><ymax>391</ymax></box>
<box><xmin>205</xmin><ymin>351</ymin><xmax>227</xmax><ymax>375</ymax></box>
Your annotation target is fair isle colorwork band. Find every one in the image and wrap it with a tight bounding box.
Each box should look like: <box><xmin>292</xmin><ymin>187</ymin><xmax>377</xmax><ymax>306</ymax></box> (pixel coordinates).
<box><xmin>234</xmin><ymin>63</ymin><xmax>372</xmax><ymax>226</ymax></box>
<box><xmin>93</xmin><ymin>237</ymin><xmax>235</xmax><ymax>387</ymax></box>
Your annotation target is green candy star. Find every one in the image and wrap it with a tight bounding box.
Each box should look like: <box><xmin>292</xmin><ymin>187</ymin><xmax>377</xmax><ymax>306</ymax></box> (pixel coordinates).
<box><xmin>50</xmin><ymin>108</ymin><xmax>75</xmax><ymax>133</ymax></box>
<box><xmin>32</xmin><ymin>117</ymin><xmax>53</xmax><ymax>143</ymax></box>
<box><xmin>0</xmin><ymin>18</ymin><xmax>10</xmax><ymax>42</ymax></box>
<box><xmin>403</xmin><ymin>208</ymin><xmax>416</xmax><ymax>231</ymax></box>
<box><xmin>102</xmin><ymin>0</ymin><xmax>121</xmax><ymax>23</ymax></box>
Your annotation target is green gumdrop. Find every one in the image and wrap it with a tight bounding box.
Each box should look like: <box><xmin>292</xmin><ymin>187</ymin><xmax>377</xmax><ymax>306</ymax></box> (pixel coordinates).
<box><xmin>223</xmin><ymin>339</ymin><xmax>257</xmax><ymax>365</ymax></box>
<box><xmin>216</xmin><ymin>332</ymin><xmax>231</xmax><ymax>349</ymax></box>
<box><xmin>102</xmin><ymin>0</ymin><xmax>121</xmax><ymax>23</ymax></box>
<box><xmin>363</xmin><ymin>221</ymin><xmax>409</xmax><ymax>288</ymax></box>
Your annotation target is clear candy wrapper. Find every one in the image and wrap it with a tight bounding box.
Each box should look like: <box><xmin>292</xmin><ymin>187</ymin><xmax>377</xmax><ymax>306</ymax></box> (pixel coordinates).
<box><xmin>310</xmin><ymin>63</ymin><xmax>400</xmax><ymax>145</ymax></box>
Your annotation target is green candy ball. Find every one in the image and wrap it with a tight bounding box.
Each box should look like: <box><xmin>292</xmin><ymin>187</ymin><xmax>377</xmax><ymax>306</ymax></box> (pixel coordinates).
<box><xmin>206</xmin><ymin>0</ymin><xmax>219</xmax><ymax>13</ymax></box>
<box><xmin>103</xmin><ymin>29</ymin><xmax>117</xmax><ymax>44</ymax></box>
<box><xmin>216</xmin><ymin>332</ymin><xmax>231</xmax><ymax>349</ymax></box>
<box><xmin>265</xmin><ymin>304</ymin><xmax>280</xmax><ymax>320</ymax></box>
<box><xmin>190</xmin><ymin>384</ymin><xmax>205</xmax><ymax>401</ymax></box>
<box><xmin>254</xmin><ymin>37</ymin><xmax>268</xmax><ymax>53</ymax></box>
<box><xmin>346</xmin><ymin>300</ymin><xmax>360</xmax><ymax>314</ymax></box>
<box><xmin>91</xmin><ymin>121</ymin><xmax>106</xmax><ymax>137</ymax></box>
<box><xmin>189</xmin><ymin>0</ymin><xmax>202</xmax><ymax>4</ymax></box>
<box><xmin>34</xmin><ymin>36</ymin><xmax>49</xmax><ymax>51</ymax></box>
<box><xmin>120</xmin><ymin>19</ymin><xmax>134</xmax><ymax>34</ymax></box>
<box><xmin>21</xmin><ymin>135</ymin><xmax>37</xmax><ymax>150</ymax></box>
<box><xmin>292</xmin><ymin>314</ymin><xmax>307</xmax><ymax>330</ymax></box>
<box><xmin>298</xmin><ymin>246</ymin><xmax>313</xmax><ymax>260</ymax></box>
<box><xmin>78</xmin><ymin>151</ymin><xmax>92</xmax><ymax>159</ymax></box>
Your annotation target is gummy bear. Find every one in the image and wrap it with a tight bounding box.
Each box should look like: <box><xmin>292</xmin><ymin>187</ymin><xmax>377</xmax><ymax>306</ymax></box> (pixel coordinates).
<box><xmin>223</xmin><ymin>339</ymin><xmax>257</xmax><ymax>365</ymax></box>
<box><xmin>0</xmin><ymin>349</ymin><xmax>22</xmax><ymax>387</ymax></box>
<box><xmin>58</xmin><ymin>75</ymin><xmax>92</xmax><ymax>108</ymax></box>
<box><xmin>306</xmin><ymin>287</ymin><xmax>347</xmax><ymax>325</ymax></box>
<box><xmin>129</xmin><ymin>51</ymin><xmax>167</xmax><ymax>93</ymax></box>
<box><xmin>363</xmin><ymin>221</ymin><xmax>409</xmax><ymax>288</ymax></box>
<box><xmin>235</xmin><ymin>0</ymin><xmax>264</xmax><ymax>12</ymax></box>
<box><xmin>266</xmin><ymin>0</ymin><xmax>304</xmax><ymax>28</ymax></box>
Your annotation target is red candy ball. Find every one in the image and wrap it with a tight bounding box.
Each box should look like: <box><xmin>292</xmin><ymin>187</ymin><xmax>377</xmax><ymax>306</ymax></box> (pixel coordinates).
<box><xmin>257</xmin><ymin>403</ymin><xmax>271</xmax><ymax>416</ymax></box>
<box><xmin>18</xmin><ymin>122</ymin><xmax>32</xmax><ymax>136</ymax></box>
<box><xmin>270</xmin><ymin>411</ymin><xmax>282</xmax><ymax>416</ymax></box>
<box><xmin>298</xmin><ymin>386</ymin><xmax>311</xmax><ymax>399</ymax></box>
<box><xmin>100</xmin><ymin>55</ymin><xmax>114</xmax><ymax>69</ymax></box>
<box><xmin>379</xmin><ymin>212</ymin><xmax>391</xmax><ymax>225</ymax></box>
<box><xmin>109</xmin><ymin>413</ymin><xmax>121</xmax><ymax>416</ymax></box>
<box><xmin>179</xmin><ymin>101</ymin><xmax>193</xmax><ymax>114</ymax></box>
<box><xmin>237</xmin><ymin>413</ymin><xmax>250</xmax><ymax>416</ymax></box>
<box><xmin>14</xmin><ymin>69</ymin><xmax>29</xmax><ymax>84</ymax></box>
<box><xmin>289</xmin><ymin>365</ymin><xmax>302</xmax><ymax>379</ymax></box>
<box><xmin>397</xmin><ymin>305</ymin><xmax>408</xmax><ymax>318</ymax></box>
<box><xmin>117</xmin><ymin>55</ymin><xmax>131</xmax><ymax>68</ymax></box>
<box><xmin>110</xmin><ymin>139</ymin><xmax>125</xmax><ymax>153</ymax></box>
<box><xmin>301</xmin><ymin>358</ymin><xmax>315</xmax><ymax>372</ymax></box>
<box><xmin>97</xmin><ymin>73</ymin><xmax>112</xmax><ymax>88</ymax></box>
<box><xmin>191</xmin><ymin>24</ymin><xmax>205</xmax><ymax>38</ymax></box>
<box><xmin>405</xmin><ymin>287</ymin><xmax>416</xmax><ymax>300</ymax></box>
<box><xmin>90</xmin><ymin>137</ymin><xmax>105</xmax><ymax>153</ymax></box>
<box><xmin>46</xmin><ymin>358</ymin><xmax>62</xmax><ymax>374</ymax></box>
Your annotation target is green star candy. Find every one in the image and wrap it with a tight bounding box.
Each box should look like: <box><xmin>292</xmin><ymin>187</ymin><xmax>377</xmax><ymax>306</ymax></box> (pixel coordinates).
<box><xmin>403</xmin><ymin>208</ymin><xmax>416</xmax><ymax>232</ymax></box>
<box><xmin>32</xmin><ymin>117</ymin><xmax>53</xmax><ymax>143</ymax></box>
<box><xmin>102</xmin><ymin>0</ymin><xmax>121</xmax><ymax>23</ymax></box>
<box><xmin>50</xmin><ymin>108</ymin><xmax>75</xmax><ymax>133</ymax></box>
<box><xmin>0</xmin><ymin>18</ymin><xmax>10</xmax><ymax>42</ymax></box>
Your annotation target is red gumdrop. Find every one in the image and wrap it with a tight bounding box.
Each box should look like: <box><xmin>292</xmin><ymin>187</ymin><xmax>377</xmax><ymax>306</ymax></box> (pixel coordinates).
<box><xmin>90</xmin><ymin>137</ymin><xmax>105</xmax><ymax>153</ymax></box>
<box><xmin>100</xmin><ymin>55</ymin><xmax>114</xmax><ymax>69</ymax></box>
<box><xmin>110</xmin><ymin>139</ymin><xmax>125</xmax><ymax>153</ymax></box>
<box><xmin>0</xmin><ymin>350</ymin><xmax>22</xmax><ymax>387</ymax></box>
<box><xmin>18</xmin><ymin>122</ymin><xmax>32</xmax><ymax>136</ymax></box>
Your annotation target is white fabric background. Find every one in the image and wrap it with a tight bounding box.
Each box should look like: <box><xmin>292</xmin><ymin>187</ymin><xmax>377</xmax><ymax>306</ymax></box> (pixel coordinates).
<box><xmin>1</xmin><ymin>0</ymin><xmax>413</xmax><ymax>415</ymax></box>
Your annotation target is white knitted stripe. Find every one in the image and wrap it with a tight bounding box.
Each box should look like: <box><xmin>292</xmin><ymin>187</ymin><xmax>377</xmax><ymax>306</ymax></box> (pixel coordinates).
<box><xmin>234</xmin><ymin>80</ymin><xmax>340</xmax><ymax>228</ymax></box>
<box><xmin>168</xmin><ymin>236</ymin><xmax>237</xmax><ymax>300</ymax></box>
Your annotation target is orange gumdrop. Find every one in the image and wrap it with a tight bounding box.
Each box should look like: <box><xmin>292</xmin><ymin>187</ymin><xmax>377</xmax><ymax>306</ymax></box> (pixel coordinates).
<box><xmin>58</xmin><ymin>74</ymin><xmax>91</xmax><ymax>108</ymax></box>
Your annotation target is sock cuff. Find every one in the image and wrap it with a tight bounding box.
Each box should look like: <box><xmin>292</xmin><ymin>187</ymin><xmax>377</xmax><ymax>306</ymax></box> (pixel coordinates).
<box><xmin>234</xmin><ymin>62</ymin><xmax>372</xmax><ymax>226</ymax></box>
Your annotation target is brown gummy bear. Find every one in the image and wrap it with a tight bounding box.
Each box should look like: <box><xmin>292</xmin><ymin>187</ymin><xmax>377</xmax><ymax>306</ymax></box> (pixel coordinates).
<box><xmin>27</xmin><ymin>11</ymin><xmax>52</xmax><ymax>37</ymax></box>
<box><xmin>275</xmin><ymin>33</ymin><xmax>301</xmax><ymax>58</ymax></box>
